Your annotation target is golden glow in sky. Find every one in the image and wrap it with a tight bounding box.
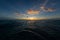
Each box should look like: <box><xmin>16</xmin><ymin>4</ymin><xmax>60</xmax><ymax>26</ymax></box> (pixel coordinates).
<box><xmin>20</xmin><ymin>17</ymin><xmax>47</xmax><ymax>20</ymax></box>
<box><xmin>26</xmin><ymin>17</ymin><xmax>37</xmax><ymax>20</ymax></box>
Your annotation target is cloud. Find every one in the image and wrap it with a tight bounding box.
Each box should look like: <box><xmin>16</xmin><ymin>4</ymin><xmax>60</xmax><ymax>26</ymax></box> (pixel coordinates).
<box><xmin>47</xmin><ymin>8</ymin><xmax>56</xmax><ymax>12</ymax></box>
<box><xmin>40</xmin><ymin>6</ymin><xmax>56</xmax><ymax>12</ymax></box>
<box><xmin>27</xmin><ymin>9</ymin><xmax>40</xmax><ymax>14</ymax></box>
<box><xmin>40</xmin><ymin>6</ymin><xmax>47</xmax><ymax>10</ymax></box>
<box><xmin>40</xmin><ymin>0</ymin><xmax>56</xmax><ymax>12</ymax></box>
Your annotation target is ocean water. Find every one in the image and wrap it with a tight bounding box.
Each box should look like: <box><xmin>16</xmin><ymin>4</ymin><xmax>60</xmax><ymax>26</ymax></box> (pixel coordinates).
<box><xmin>0</xmin><ymin>19</ymin><xmax>60</xmax><ymax>40</ymax></box>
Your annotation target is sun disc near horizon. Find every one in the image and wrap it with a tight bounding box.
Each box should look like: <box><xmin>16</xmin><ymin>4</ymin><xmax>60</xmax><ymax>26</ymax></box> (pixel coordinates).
<box><xmin>19</xmin><ymin>17</ymin><xmax>46</xmax><ymax>20</ymax></box>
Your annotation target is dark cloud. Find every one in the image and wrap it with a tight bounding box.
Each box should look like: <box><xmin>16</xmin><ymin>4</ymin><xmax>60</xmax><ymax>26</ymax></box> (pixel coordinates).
<box><xmin>40</xmin><ymin>6</ymin><xmax>56</xmax><ymax>12</ymax></box>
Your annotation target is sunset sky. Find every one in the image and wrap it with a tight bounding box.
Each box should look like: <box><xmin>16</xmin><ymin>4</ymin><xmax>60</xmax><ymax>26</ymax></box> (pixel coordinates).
<box><xmin>0</xmin><ymin>0</ymin><xmax>60</xmax><ymax>19</ymax></box>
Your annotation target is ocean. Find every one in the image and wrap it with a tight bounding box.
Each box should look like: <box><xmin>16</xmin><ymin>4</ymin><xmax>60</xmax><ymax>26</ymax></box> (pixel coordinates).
<box><xmin>0</xmin><ymin>19</ymin><xmax>60</xmax><ymax>40</ymax></box>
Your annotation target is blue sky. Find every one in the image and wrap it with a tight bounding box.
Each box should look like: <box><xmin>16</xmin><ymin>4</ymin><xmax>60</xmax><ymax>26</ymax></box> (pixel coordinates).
<box><xmin>0</xmin><ymin>0</ymin><xmax>60</xmax><ymax>19</ymax></box>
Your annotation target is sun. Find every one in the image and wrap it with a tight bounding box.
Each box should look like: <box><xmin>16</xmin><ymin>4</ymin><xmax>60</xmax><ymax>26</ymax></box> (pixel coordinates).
<box><xmin>22</xmin><ymin>17</ymin><xmax>40</xmax><ymax>20</ymax></box>
<box><xmin>27</xmin><ymin>17</ymin><xmax>36</xmax><ymax>20</ymax></box>
<box><xmin>18</xmin><ymin>17</ymin><xmax>47</xmax><ymax>20</ymax></box>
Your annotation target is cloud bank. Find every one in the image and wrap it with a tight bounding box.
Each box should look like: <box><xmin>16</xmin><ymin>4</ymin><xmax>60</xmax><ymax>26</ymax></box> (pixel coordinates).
<box><xmin>27</xmin><ymin>9</ymin><xmax>40</xmax><ymax>14</ymax></box>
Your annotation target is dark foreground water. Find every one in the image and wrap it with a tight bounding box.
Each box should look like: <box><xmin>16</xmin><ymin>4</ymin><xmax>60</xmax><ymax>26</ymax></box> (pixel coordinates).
<box><xmin>0</xmin><ymin>19</ymin><xmax>60</xmax><ymax>40</ymax></box>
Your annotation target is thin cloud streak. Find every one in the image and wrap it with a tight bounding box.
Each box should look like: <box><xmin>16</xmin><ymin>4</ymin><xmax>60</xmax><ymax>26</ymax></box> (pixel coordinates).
<box><xmin>27</xmin><ymin>9</ymin><xmax>40</xmax><ymax>14</ymax></box>
<box><xmin>40</xmin><ymin>6</ymin><xmax>56</xmax><ymax>12</ymax></box>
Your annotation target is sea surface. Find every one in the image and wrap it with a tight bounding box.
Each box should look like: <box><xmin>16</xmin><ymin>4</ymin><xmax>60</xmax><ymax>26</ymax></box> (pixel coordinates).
<box><xmin>0</xmin><ymin>19</ymin><xmax>60</xmax><ymax>40</ymax></box>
